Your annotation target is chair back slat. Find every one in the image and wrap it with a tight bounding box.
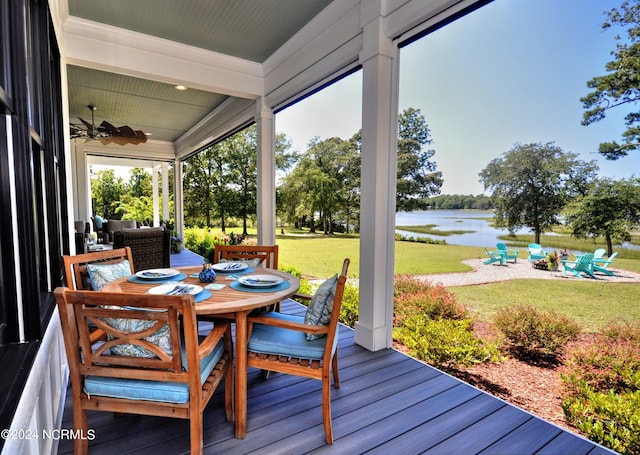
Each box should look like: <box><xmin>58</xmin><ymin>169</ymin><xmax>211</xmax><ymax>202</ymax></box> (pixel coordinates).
<box><xmin>58</xmin><ymin>290</ymin><xmax>192</xmax><ymax>382</ymax></box>
<box><xmin>62</xmin><ymin>247</ymin><xmax>134</xmax><ymax>290</ymax></box>
<box><xmin>213</xmin><ymin>245</ymin><xmax>278</xmax><ymax>269</ymax></box>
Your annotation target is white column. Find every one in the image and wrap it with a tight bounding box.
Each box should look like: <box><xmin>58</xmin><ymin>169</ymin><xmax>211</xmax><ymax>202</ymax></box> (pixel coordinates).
<box><xmin>161</xmin><ymin>162</ymin><xmax>170</xmax><ymax>222</ymax></box>
<box><xmin>174</xmin><ymin>159</ymin><xmax>184</xmax><ymax>238</ymax></box>
<box><xmin>71</xmin><ymin>139</ymin><xmax>90</xmax><ymax>221</ymax></box>
<box><xmin>255</xmin><ymin>97</ymin><xmax>276</xmax><ymax>245</ymax></box>
<box><xmin>152</xmin><ymin>163</ymin><xmax>159</xmax><ymax>226</ymax></box>
<box><xmin>354</xmin><ymin>10</ymin><xmax>399</xmax><ymax>351</ymax></box>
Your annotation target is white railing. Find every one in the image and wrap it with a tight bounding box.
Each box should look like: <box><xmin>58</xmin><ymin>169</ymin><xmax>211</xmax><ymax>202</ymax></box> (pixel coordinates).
<box><xmin>2</xmin><ymin>308</ymin><xmax>69</xmax><ymax>455</ymax></box>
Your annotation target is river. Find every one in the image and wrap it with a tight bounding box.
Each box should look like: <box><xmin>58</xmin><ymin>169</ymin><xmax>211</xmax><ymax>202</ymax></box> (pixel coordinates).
<box><xmin>396</xmin><ymin>210</ymin><xmax>531</xmax><ymax>248</ymax></box>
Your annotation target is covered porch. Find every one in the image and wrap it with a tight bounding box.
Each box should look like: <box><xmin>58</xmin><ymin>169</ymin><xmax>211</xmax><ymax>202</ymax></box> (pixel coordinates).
<box><xmin>4</xmin><ymin>1</ymin><xmax>616</xmax><ymax>454</ymax></box>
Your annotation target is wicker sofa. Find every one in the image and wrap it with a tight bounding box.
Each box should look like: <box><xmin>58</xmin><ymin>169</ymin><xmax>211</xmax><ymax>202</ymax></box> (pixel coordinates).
<box><xmin>112</xmin><ymin>227</ymin><xmax>170</xmax><ymax>272</ymax></box>
<box><xmin>104</xmin><ymin>219</ymin><xmax>138</xmax><ymax>243</ymax></box>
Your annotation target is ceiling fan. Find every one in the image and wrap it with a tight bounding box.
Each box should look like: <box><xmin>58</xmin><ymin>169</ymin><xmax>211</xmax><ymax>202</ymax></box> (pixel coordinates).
<box><xmin>70</xmin><ymin>105</ymin><xmax>148</xmax><ymax>146</ymax></box>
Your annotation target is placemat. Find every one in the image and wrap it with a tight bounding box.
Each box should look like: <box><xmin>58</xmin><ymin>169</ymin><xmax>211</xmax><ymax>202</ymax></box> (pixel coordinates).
<box><xmin>127</xmin><ymin>273</ymin><xmax>188</xmax><ymax>284</ymax></box>
<box><xmin>230</xmin><ymin>280</ymin><xmax>291</xmax><ymax>293</ymax></box>
<box><xmin>194</xmin><ymin>289</ymin><xmax>212</xmax><ymax>302</ymax></box>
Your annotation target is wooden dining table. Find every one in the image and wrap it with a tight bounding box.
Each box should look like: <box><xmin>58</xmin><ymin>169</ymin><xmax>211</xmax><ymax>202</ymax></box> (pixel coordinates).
<box><xmin>102</xmin><ymin>265</ymin><xmax>300</xmax><ymax>439</ymax></box>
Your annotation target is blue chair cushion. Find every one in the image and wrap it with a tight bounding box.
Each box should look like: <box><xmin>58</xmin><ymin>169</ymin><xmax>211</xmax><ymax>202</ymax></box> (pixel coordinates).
<box><xmin>86</xmin><ymin>260</ymin><xmax>132</xmax><ymax>291</ymax></box>
<box><xmin>304</xmin><ymin>274</ymin><xmax>337</xmax><ymax>341</ymax></box>
<box><xmin>83</xmin><ymin>335</ymin><xmax>225</xmax><ymax>404</ymax></box>
<box><xmin>249</xmin><ymin>312</ymin><xmax>328</xmax><ymax>360</ymax></box>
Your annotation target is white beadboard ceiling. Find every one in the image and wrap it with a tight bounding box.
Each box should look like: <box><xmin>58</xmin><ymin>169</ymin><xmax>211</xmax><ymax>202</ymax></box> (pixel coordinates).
<box><xmin>65</xmin><ymin>0</ymin><xmax>332</xmax><ymax>143</ymax></box>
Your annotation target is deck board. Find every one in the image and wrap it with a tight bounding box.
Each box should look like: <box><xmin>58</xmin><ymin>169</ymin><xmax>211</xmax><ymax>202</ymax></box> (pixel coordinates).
<box><xmin>57</xmin><ymin>298</ymin><xmax>616</xmax><ymax>455</ymax></box>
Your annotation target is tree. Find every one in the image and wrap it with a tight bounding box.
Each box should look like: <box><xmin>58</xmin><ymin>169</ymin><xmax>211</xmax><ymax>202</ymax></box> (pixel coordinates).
<box><xmin>565</xmin><ymin>177</ymin><xmax>640</xmax><ymax>255</ymax></box>
<box><xmin>396</xmin><ymin>108</ymin><xmax>443</xmax><ymax>211</ymax></box>
<box><xmin>582</xmin><ymin>1</ymin><xmax>640</xmax><ymax>159</ymax></box>
<box><xmin>225</xmin><ymin>126</ymin><xmax>257</xmax><ymax>236</ymax></box>
<box><xmin>479</xmin><ymin>142</ymin><xmax>598</xmax><ymax>244</ymax></box>
<box><xmin>128</xmin><ymin>167</ymin><xmax>152</xmax><ymax>198</ymax></box>
<box><xmin>91</xmin><ymin>169</ymin><xmax>126</xmax><ymax>220</ymax></box>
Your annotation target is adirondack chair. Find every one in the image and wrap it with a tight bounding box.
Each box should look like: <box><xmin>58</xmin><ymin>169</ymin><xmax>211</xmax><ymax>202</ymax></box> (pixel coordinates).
<box><xmin>591</xmin><ymin>252</ymin><xmax>618</xmax><ymax>276</ymax></box>
<box><xmin>527</xmin><ymin>243</ymin><xmax>546</xmax><ymax>262</ymax></box>
<box><xmin>562</xmin><ymin>253</ymin><xmax>595</xmax><ymax>279</ymax></box>
<box><xmin>496</xmin><ymin>243</ymin><xmax>518</xmax><ymax>263</ymax></box>
<box><xmin>593</xmin><ymin>248</ymin><xmax>606</xmax><ymax>260</ymax></box>
<box><xmin>483</xmin><ymin>248</ymin><xmax>504</xmax><ymax>265</ymax></box>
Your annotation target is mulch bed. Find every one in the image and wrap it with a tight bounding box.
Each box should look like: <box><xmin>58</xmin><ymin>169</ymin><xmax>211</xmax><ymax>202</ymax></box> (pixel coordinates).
<box><xmin>394</xmin><ymin>322</ymin><xmax>596</xmax><ymax>434</ymax></box>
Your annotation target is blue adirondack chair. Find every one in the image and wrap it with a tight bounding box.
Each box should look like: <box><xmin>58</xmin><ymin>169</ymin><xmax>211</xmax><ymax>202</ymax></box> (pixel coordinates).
<box><xmin>527</xmin><ymin>243</ymin><xmax>546</xmax><ymax>262</ymax></box>
<box><xmin>591</xmin><ymin>252</ymin><xmax>618</xmax><ymax>276</ymax></box>
<box><xmin>483</xmin><ymin>248</ymin><xmax>504</xmax><ymax>265</ymax></box>
<box><xmin>496</xmin><ymin>243</ymin><xmax>518</xmax><ymax>263</ymax></box>
<box><xmin>562</xmin><ymin>253</ymin><xmax>595</xmax><ymax>279</ymax></box>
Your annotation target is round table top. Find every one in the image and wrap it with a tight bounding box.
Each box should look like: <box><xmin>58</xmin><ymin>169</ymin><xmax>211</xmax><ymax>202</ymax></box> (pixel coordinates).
<box><xmin>102</xmin><ymin>266</ymin><xmax>300</xmax><ymax>315</ymax></box>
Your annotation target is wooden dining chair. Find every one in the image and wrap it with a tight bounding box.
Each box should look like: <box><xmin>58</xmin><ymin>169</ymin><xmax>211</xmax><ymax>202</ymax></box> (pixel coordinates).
<box><xmin>212</xmin><ymin>244</ymin><xmax>280</xmax><ymax>311</ymax></box>
<box><xmin>246</xmin><ymin>258</ymin><xmax>349</xmax><ymax>444</ymax></box>
<box><xmin>54</xmin><ymin>288</ymin><xmax>234</xmax><ymax>455</ymax></box>
<box><xmin>62</xmin><ymin>247</ymin><xmax>134</xmax><ymax>291</ymax></box>
<box><xmin>62</xmin><ymin>247</ymin><xmax>135</xmax><ymax>342</ymax></box>
<box><xmin>211</xmin><ymin>244</ymin><xmax>278</xmax><ymax>269</ymax></box>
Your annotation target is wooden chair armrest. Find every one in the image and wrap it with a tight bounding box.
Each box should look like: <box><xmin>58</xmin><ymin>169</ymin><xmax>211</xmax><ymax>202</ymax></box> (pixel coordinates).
<box><xmin>248</xmin><ymin>315</ymin><xmax>329</xmax><ymax>335</ymax></box>
<box><xmin>197</xmin><ymin>322</ymin><xmax>229</xmax><ymax>358</ymax></box>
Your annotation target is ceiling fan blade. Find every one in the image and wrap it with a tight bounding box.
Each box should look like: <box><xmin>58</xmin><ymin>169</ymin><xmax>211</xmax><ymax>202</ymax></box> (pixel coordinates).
<box><xmin>98</xmin><ymin>120</ymin><xmax>119</xmax><ymax>135</ymax></box>
<box><xmin>78</xmin><ymin>117</ymin><xmax>93</xmax><ymax>129</ymax></box>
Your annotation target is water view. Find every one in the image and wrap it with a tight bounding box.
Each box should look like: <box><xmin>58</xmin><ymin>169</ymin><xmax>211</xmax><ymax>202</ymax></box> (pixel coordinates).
<box><xmin>395</xmin><ymin>210</ymin><xmax>528</xmax><ymax>248</ymax></box>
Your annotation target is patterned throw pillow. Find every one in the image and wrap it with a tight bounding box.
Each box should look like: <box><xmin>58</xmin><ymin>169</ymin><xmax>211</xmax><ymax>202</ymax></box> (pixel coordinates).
<box><xmin>86</xmin><ymin>260</ymin><xmax>132</xmax><ymax>291</ymax></box>
<box><xmin>304</xmin><ymin>274</ymin><xmax>338</xmax><ymax>341</ymax></box>
<box><xmin>101</xmin><ymin>315</ymin><xmax>172</xmax><ymax>358</ymax></box>
<box><xmin>86</xmin><ymin>259</ymin><xmax>170</xmax><ymax>358</ymax></box>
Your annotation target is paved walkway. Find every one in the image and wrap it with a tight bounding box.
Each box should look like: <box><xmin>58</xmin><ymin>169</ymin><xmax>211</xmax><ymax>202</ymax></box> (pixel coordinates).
<box><xmin>416</xmin><ymin>258</ymin><xmax>640</xmax><ymax>287</ymax></box>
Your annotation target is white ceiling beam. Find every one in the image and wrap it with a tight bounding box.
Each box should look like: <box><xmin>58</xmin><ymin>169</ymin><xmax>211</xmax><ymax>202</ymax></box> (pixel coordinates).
<box><xmin>62</xmin><ymin>17</ymin><xmax>264</xmax><ymax>99</ymax></box>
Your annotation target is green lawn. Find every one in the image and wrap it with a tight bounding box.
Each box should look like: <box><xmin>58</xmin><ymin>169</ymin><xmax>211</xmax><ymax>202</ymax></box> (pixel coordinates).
<box><xmin>450</xmin><ymin>280</ymin><xmax>640</xmax><ymax>332</ymax></box>
<box><xmin>192</xmin><ymin>228</ymin><xmax>640</xmax><ymax>332</ymax></box>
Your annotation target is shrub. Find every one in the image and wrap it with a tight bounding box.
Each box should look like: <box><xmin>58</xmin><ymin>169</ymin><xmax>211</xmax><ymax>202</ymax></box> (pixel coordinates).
<box><xmin>562</xmin><ymin>389</ymin><xmax>640</xmax><ymax>455</ymax></box>
<box><xmin>393</xmin><ymin>316</ymin><xmax>502</xmax><ymax>372</ymax></box>
<box><xmin>183</xmin><ymin>228</ymin><xmax>230</xmax><ymax>260</ymax></box>
<box><xmin>493</xmin><ymin>304</ymin><xmax>580</xmax><ymax>362</ymax></box>
<box><xmin>560</xmin><ymin>324</ymin><xmax>640</xmax><ymax>454</ymax></box>
<box><xmin>339</xmin><ymin>283</ymin><xmax>359</xmax><ymax>328</ymax></box>
<box><xmin>394</xmin><ymin>276</ymin><xmax>468</xmax><ymax>326</ymax></box>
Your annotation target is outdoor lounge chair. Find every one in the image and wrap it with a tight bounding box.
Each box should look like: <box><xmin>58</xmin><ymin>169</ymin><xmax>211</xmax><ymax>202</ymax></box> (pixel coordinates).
<box><xmin>527</xmin><ymin>243</ymin><xmax>546</xmax><ymax>262</ymax></box>
<box><xmin>592</xmin><ymin>252</ymin><xmax>618</xmax><ymax>276</ymax></box>
<box><xmin>562</xmin><ymin>253</ymin><xmax>595</xmax><ymax>279</ymax></box>
<box><xmin>483</xmin><ymin>247</ymin><xmax>504</xmax><ymax>265</ymax></box>
<box><xmin>496</xmin><ymin>243</ymin><xmax>518</xmax><ymax>263</ymax></box>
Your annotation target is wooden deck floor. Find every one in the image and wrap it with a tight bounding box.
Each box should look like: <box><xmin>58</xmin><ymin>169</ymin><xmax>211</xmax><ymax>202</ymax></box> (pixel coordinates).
<box><xmin>57</xmin><ymin>299</ymin><xmax>615</xmax><ymax>454</ymax></box>
<box><xmin>58</xmin><ymin>251</ymin><xmax>614</xmax><ymax>455</ymax></box>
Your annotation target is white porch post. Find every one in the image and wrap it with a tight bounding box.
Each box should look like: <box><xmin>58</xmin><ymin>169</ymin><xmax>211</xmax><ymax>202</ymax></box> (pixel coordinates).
<box><xmin>161</xmin><ymin>162</ymin><xmax>169</xmax><ymax>222</ymax></box>
<box><xmin>70</xmin><ymin>139</ymin><xmax>90</xmax><ymax>221</ymax></box>
<box><xmin>354</xmin><ymin>8</ymin><xmax>399</xmax><ymax>351</ymax></box>
<box><xmin>255</xmin><ymin>97</ymin><xmax>276</xmax><ymax>245</ymax></box>
<box><xmin>152</xmin><ymin>163</ymin><xmax>159</xmax><ymax>226</ymax></box>
<box><xmin>174</xmin><ymin>159</ymin><xmax>184</xmax><ymax>238</ymax></box>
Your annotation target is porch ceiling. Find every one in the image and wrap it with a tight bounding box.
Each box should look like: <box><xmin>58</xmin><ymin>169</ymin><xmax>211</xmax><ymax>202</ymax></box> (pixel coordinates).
<box><xmin>65</xmin><ymin>0</ymin><xmax>332</xmax><ymax>144</ymax></box>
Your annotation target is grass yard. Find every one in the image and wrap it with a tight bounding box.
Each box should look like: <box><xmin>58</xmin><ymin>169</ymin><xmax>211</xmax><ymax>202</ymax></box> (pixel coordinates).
<box><xmin>450</xmin><ymin>279</ymin><xmax>640</xmax><ymax>332</ymax></box>
<box><xmin>189</xmin><ymin>228</ymin><xmax>639</xmax><ymax>332</ymax></box>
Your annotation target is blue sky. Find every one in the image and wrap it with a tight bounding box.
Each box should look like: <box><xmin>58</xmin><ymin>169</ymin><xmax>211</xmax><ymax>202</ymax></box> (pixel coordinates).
<box><xmin>276</xmin><ymin>0</ymin><xmax>640</xmax><ymax>195</ymax></box>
